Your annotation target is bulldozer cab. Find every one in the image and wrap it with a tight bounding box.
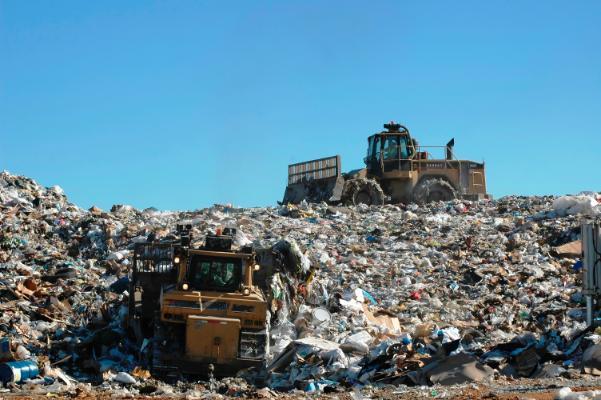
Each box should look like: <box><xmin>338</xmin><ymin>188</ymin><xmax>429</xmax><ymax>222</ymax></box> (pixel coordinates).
<box><xmin>178</xmin><ymin>228</ymin><xmax>259</xmax><ymax>294</ymax></box>
<box><xmin>365</xmin><ymin>122</ymin><xmax>416</xmax><ymax>176</ymax></box>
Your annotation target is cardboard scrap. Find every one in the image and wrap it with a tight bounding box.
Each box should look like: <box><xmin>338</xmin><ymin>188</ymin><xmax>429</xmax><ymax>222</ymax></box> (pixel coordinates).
<box><xmin>554</xmin><ymin>240</ymin><xmax>582</xmax><ymax>257</ymax></box>
<box><xmin>362</xmin><ymin>304</ymin><xmax>401</xmax><ymax>333</ymax></box>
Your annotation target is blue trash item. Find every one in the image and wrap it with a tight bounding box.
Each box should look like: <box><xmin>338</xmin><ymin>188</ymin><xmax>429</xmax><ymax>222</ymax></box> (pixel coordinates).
<box><xmin>366</xmin><ymin>235</ymin><xmax>378</xmax><ymax>243</ymax></box>
<box><xmin>109</xmin><ymin>276</ymin><xmax>130</xmax><ymax>294</ymax></box>
<box><xmin>0</xmin><ymin>339</ymin><xmax>9</xmax><ymax>353</ymax></box>
<box><xmin>361</xmin><ymin>289</ymin><xmax>378</xmax><ymax>305</ymax></box>
<box><xmin>0</xmin><ymin>360</ymin><xmax>39</xmax><ymax>383</ymax></box>
<box><xmin>573</xmin><ymin>260</ymin><xmax>583</xmax><ymax>272</ymax></box>
<box><xmin>0</xmin><ymin>338</ymin><xmax>12</xmax><ymax>361</ymax></box>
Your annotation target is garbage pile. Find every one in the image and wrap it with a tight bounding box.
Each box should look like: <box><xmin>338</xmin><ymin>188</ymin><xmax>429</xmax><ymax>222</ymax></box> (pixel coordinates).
<box><xmin>264</xmin><ymin>196</ymin><xmax>601</xmax><ymax>391</ymax></box>
<box><xmin>1</xmin><ymin>170</ymin><xmax>601</xmax><ymax>396</ymax></box>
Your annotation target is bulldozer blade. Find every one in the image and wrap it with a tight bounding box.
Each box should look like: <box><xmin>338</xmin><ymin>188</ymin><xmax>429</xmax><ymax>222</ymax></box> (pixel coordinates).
<box><xmin>282</xmin><ymin>175</ymin><xmax>345</xmax><ymax>204</ymax></box>
<box><xmin>282</xmin><ymin>155</ymin><xmax>342</xmax><ymax>204</ymax></box>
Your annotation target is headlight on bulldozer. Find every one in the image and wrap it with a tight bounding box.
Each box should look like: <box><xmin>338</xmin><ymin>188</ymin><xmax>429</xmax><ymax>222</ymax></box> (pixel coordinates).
<box><xmin>181</xmin><ymin>283</ymin><xmax>189</xmax><ymax>291</ymax></box>
<box><xmin>174</xmin><ymin>256</ymin><xmax>180</xmax><ymax>264</ymax></box>
<box><xmin>242</xmin><ymin>287</ymin><xmax>250</xmax><ymax>296</ymax></box>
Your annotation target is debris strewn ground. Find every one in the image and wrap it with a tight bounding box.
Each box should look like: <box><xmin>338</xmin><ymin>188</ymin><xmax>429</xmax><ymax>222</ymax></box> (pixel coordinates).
<box><xmin>1</xmin><ymin>171</ymin><xmax>601</xmax><ymax>398</ymax></box>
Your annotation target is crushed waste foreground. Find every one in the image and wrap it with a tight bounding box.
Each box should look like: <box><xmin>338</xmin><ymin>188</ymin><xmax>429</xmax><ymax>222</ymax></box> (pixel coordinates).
<box><xmin>1</xmin><ymin>171</ymin><xmax>601</xmax><ymax>398</ymax></box>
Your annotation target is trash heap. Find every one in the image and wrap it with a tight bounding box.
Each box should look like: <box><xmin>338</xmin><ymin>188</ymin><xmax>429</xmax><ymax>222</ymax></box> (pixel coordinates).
<box><xmin>264</xmin><ymin>196</ymin><xmax>601</xmax><ymax>391</ymax></box>
<box><xmin>1</xmin><ymin>170</ymin><xmax>601</xmax><ymax>396</ymax></box>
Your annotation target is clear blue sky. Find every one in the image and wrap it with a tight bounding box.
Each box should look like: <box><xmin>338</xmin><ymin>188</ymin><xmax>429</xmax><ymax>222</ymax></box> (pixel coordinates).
<box><xmin>1</xmin><ymin>1</ymin><xmax>600</xmax><ymax>210</ymax></box>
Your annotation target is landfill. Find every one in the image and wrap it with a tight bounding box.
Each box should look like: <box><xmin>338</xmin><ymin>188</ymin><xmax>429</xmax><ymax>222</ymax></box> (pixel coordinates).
<box><xmin>1</xmin><ymin>170</ymin><xmax>601</xmax><ymax>397</ymax></box>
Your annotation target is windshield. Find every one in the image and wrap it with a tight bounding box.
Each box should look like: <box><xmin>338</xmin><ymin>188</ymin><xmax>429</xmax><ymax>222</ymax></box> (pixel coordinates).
<box><xmin>382</xmin><ymin>135</ymin><xmax>412</xmax><ymax>159</ymax></box>
<box><xmin>188</xmin><ymin>256</ymin><xmax>242</xmax><ymax>291</ymax></box>
<box><xmin>383</xmin><ymin>136</ymin><xmax>399</xmax><ymax>159</ymax></box>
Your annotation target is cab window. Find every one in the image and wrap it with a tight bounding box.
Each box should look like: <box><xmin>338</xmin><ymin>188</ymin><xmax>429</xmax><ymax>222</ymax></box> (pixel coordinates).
<box><xmin>373</xmin><ymin>136</ymin><xmax>381</xmax><ymax>159</ymax></box>
<box><xmin>188</xmin><ymin>256</ymin><xmax>241</xmax><ymax>291</ymax></box>
<box><xmin>399</xmin><ymin>138</ymin><xmax>409</xmax><ymax>158</ymax></box>
<box><xmin>367</xmin><ymin>135</ymin><xmax>380</xmax><ymax>160</ymax></box>
<box><xmin>383</xmin><ymin>136</ymin><xmax>400</xmax><ymax>160</ymax></box>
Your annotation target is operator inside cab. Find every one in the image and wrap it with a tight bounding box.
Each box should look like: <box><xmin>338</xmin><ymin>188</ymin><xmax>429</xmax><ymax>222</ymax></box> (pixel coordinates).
<box><xmin>383</xmin><ymin>136</ymin><xmax>399</xmax><ymax>160</ymax></box>
<box><xmin>188</xmin><ymin>256</ymin><xmax>241</xmax><ymax>291</ymax></box>
<box><xmin>383</xmin><ymin>135</ymin><xmax>415</xmax><ymax>160</ymax></box>
<box><xmin>366</xmin><ymin>123</ymin><xmax>417</xmax><ymax>175</ymax></box>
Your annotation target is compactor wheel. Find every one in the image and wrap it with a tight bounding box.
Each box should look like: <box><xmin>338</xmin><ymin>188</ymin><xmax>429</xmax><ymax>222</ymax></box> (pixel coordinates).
<box><xmin>341</xmin><ymin>178</ymin><xmax>385</xmax><ymax>206</ymax></box>
<box><xmin>412</xmin><ymin>178</ymin><xmax>457</xmax><ymax>204</ymax></box>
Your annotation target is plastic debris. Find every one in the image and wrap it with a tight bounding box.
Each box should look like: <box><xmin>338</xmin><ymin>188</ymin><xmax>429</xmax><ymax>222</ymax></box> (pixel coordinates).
<box><xmin>113</xmin><ymin>371</ymin><xmax>136</xmax><ymax>385</ymax></box>
<box><xmin>553</xmin><ymin>193</ymin><xmax>601</xmax><ymax>217</ymax></box>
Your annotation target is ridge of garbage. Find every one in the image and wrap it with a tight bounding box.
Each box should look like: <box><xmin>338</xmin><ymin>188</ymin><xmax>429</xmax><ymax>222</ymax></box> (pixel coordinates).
<box><xmin>1</xmin><ymin>170</ymin><xmax>600</xmax><ymax>397</ymax></box>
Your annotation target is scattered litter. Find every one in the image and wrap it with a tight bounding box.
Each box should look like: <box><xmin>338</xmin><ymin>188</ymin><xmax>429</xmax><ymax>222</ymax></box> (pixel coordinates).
<box><xmin>0</xmin><ymin>171</ymin><xmax>599</xmax><ymax>396</ymax></box>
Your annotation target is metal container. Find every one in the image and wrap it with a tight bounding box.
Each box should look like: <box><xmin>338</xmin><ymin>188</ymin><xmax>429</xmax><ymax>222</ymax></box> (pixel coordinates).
<box><xmin>0</xmin><ymin>360</ymin><xmax>39</xmax><ymax>383</ymax></box>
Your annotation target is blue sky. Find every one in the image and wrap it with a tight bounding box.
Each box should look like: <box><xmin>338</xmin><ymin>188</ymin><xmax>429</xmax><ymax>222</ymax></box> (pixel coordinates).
<box><xmin>1</xmin><ymin>1</ymin><xmax>600</xmax><ymax>210</ymax></box>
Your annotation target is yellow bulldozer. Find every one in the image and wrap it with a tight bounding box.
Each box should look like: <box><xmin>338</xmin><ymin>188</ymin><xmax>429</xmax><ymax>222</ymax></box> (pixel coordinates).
<box><xmin>282</xmin><ymin>121</ymin><xmax>490</xmax><ymax>205</ymax></box>
<box><xmin>128</xmin><ymin>226</ymin><xmax>272</xmax><ymax>378</ymax></box>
